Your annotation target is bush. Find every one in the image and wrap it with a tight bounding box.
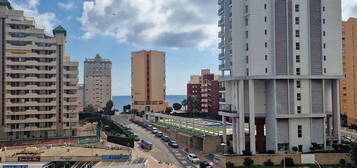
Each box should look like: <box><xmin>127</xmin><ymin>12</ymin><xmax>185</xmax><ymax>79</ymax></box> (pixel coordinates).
<box><xmin>264</xmin><ymin>159</ymin><xmax>274</xmax><ymax>166</ymax></box>
<box><xmin>107</xmin><ymin>135</ymin><xmax>134</xmax><ymax>148</ymax></box>
<box><xmin>292</xmin><ymin>146</ymin><xmax>298</xmax><ymax>153</ymax></box>
<box><xmin>225</xmin><ymin>162</ymin><xmax>234</xmax><ymax>168</ymax></box>
<box><xmin>242</xmin><ymin>150</ymin><xmax>252</xmax><ymax>156</ymax></box>
<box><xmin>281</xmin><ymin>157</ymin><xmax>294</xmax><ymax>166</ymax></box>
<box><xmin>224</xmin><ymin>146</ymin><xmax>234</xmax><ymax>155</ymax></box>
<box><xmin>340</xmin><ymin>159</ymin><xmax>347</xmax><ymax>166</ymax></box>
<box><xmin>243</xmin><ymin>157</ymin><xmax>254</xmax><ymax>166</ymax></box>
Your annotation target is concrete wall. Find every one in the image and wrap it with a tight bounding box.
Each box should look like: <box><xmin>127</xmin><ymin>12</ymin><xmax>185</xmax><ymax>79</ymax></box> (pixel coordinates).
<box><xmin>218</xmin><ymin>153</ymin><xmax>350</xmax><ymax>168</ymax></box>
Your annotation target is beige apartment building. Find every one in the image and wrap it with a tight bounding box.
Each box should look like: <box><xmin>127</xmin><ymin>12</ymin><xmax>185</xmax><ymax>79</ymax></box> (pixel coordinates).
<box><xmin>0</xmin><ymin>1</ymin><xmax>80</xmax><ymax>140</ymax></box>
<box><xmin>131</xmin><ymin>50</ymin><xmax>167</xmax><ymax>112</ymax></box>
<box><xmin>84</xmin><ymin>54</ymin><xmax>112</xmax><ymax>110</ymax></box>
<box><xmin>340</xmin><ymin>18</ymin><xmax>357</xmax><ymax>125</ymax></box>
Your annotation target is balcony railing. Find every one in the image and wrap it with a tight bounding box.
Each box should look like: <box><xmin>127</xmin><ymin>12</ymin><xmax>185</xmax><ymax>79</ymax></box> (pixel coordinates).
<box><xmin>219</xmin><ymin>98</ymin><xmax>226</xmax><ymax>102</ymax></box>
<box><xmin>218</xmin><ymin>31</ymin><xmax>224</xmax><ymax>37</ymax></box>
<box><xmin>219</xmin><ymin>87</ymin><xmax>226</xmax><ymax>91</ymax></box>
<box><xmin>218</xmin><ymin>6</ymin><xmax>224</xmax><ymax>15</ymax></box>
<box><xmin>218</xmin><ymin>18</ymin><xmax>224</xmax><ymax>26</ymax></box>
<box><xmin>219</xmin><ymin>104</ymin><xmax>238</xmax><ymax>113</ymax></box>
<box><xmin>218</xmin><ymin>0</ymin><xmax>223</xmax><ymax>5</ymax></box>
<box><xmin>218</xmin><ymin>42</ymin><xmax>224</xmax><ymax>48</ymax></box>
<box><xmin>218</xmin><ymin>53</ymin><xmax>225</xmax><ymax>59</ymax></box>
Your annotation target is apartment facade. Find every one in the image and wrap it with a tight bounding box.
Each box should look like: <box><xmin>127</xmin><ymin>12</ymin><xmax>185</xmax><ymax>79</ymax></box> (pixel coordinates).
<box><xmin>131</xmin><ymin>50</ymin><xmax>167</xmax><ymax>113</ymax></box>
<box><xmin>340</xmin><ymin>18</ymin><xmax>357</xmax><ymax>125</ymax></box>
<box><xmin>187</xmin><ymin>69</ymin><xmax>220</xmax><ymax>115</ymax></box>
<box><xmin>218</xmin><ymin>0</ymin><xmax>342</xmax><ymax>154</ymax></box>
<box><xmin>84</xmin><ymin>54</ymin><xmax>112</xmax><ymax>110</ymax></box>
<box><xmin>0</xmin><ymin>1</ymin><xmax>80</xmax><ymax>140</ymax></box>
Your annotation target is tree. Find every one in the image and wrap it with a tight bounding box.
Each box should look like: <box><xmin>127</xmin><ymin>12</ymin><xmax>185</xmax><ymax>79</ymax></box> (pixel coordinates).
<box><xmin>165</xmin><ymin>107</ymin><xmax>173</xmax><ymax>114</ymax></box>
<box><xmin>351</xmin><ymin>142</ymin><xmax>357</xmax><ymax>166</ymax></box>
<box><xmin>103</xmin><ymin>100</ymin><xmax>115</xmax><ymax>115</ymax></box>
<box><xmin>181</xmin><ymin>99</ymin><xmax>187</xmax><ymax>111</ymax></box>
<box><xmin>173</xmin><ymin>103</ymin><xmax>182</xmax><ymax>111</ymax></box>
<box><xmin>187</xmin><ymin>95</ymin><xmax>201</xmax><ymax>112</ymax></box>
<box><xmin>84</xmin><ymin>105</ymin><xmax>97</xmax><ymax>113</ymax></box>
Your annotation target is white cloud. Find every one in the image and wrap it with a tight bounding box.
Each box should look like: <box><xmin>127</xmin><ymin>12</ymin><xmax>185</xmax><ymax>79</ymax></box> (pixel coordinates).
<box><xmin>10</xmin><ymin>0</ymin><xmax>58</xmax><ymax>34</ymax></box>
<box><xmin>79</xmin><ymin>0</ymin><xmax>218</xmax><ymax>48</ymax></box>
<box><xmin>58</xmin><ymin>1</ymin><xmax>76</xmax><ymax>10</ymax></box>
<box><xmin>342</xmin><ymin>0</ymin><xmax>357</xmax><ymax>20</ymax></box>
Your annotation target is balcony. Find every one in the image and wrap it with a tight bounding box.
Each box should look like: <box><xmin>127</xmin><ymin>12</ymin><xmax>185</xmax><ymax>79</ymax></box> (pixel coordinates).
<box><xmin>219</xmin><ymin>98</ymin><xmax>226</xmax><ymax>102</ymax></box>
<box><xmin>218</xmin><ymin>18</ymin><xmax>224</xmax><ymax>26</ymax></box>
<box><xmin>218</xmin><ymin>0</ymin><xmax>223</xmax><ymax>5</ymax></box>
<box><xmin>218</xmin><ymin>53</ymin><xmax>225</xmax><ymax>59</ymax></box>
<box><xmin>218</xmin><ymin>31</ymin><xmax>224</xmax><ymax>38</ymax></box>
<box><xmin>218</xmin><ymin>42</ymin><xmax>224</xmax><ymax>49</ymax></box>
<box><xmin>219</xmin><ymin>63</ymin><xmax>231</xmax><ymax>70</ymax></box>
<box><xmin>219</xmin><ymin>87</ymin><xmax>226</xmax><ymax>91</ymax></box>
<box><xmin>218</xmin><ymin>6</ymin><xmax>224</xmax><ymax>15</ymax></box>
<box><xmin>219</xmin><ymin>104</ymin><xmax>239</xmax><ymax>117</ymax></box>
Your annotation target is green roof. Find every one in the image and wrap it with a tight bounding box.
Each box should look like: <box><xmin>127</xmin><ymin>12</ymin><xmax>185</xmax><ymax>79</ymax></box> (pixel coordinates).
<box><xmin>0</xmin><ymin>0</ymin><xmax>12</xmax><ymax>9</ymax></box>
<box><xmin>53</xmin><ymin>25</ymin><xmax>67</xmax><ymax>36</ymax></box>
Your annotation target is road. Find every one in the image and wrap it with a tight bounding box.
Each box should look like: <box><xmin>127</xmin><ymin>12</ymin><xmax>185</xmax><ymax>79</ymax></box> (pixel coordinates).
<box><xmin>112</xmin><ymin>114</ymin><xmax>198</xmax><ymax>168</ymax></box>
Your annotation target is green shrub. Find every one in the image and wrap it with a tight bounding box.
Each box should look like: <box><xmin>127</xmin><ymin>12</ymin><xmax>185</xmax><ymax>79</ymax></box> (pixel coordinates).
<box><xmin>243</xmin><ymin>157</ymin><xmax>254</xmax><ymax>166</ymax></box>
<box><xmin>264</xmin><ymin>159</ymin><xmax>274</xmax><ymax>166</ymax></box>
<box><xmin>224</xmin><ymin>146</ymin><xmax>234</xmax><ymax>155</ymax></box>
<box><xmin>340</xmin><ymin>159</ymin><xmax>347</xmax><ymax>166</ymax></box>
<box><xmin>281</xmin><ymin>157</ymin><xmax>294</xmax><ymax>167</ymax></box>
<box><xmin>107</xmin><ymin>135</ymin><xmax>134</xmax><ymax>148</ymax></box>
<box><xmin>225</xmin><ymin>162</ymin><xmax>234</xmax><ymax>168</ymax></box>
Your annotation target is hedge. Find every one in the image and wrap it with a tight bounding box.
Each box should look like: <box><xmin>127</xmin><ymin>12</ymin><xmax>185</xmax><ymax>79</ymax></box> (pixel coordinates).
<box><xmin>107</xmin><ymin>135</ymin><xmax>134</xmax><ymax>148</ymax></box>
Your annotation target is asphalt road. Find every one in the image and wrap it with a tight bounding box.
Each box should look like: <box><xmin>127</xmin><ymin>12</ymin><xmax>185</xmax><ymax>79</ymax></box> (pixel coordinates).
<box><xmin>112</xmin><ymin>114</ymin><xmax>198</xmax><ymax>168</ymax></box>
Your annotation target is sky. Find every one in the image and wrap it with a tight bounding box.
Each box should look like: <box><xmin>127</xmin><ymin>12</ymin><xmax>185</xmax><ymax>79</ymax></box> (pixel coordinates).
<box><xmin>9</xmin><ymin>0</ymin><xmax>357</xmax><ymax>96</ymax></box>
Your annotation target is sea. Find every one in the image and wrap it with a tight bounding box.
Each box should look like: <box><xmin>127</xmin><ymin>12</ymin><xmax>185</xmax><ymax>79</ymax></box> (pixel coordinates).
<box><xmin>112</xmin><ymin>95</ymin><xmax>186</xmax><ymax>111</ymax></box>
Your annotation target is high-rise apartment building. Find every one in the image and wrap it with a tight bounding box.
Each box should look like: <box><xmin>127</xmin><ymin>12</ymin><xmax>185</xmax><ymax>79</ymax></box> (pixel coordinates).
<box><xmin>187</xmin><ymin>69</ymin><xmax>220</xmax><ymax>115</ymax></box>
<box><xmin>131</xmin><ymin>50</ymin><xmax>167</xmax><ymax>113</ymax></box>
<box><xmin>0</xmin><ymin>1</ymin><xmax>80</xmax><ymax>140</ymax></box>
<box><xmin>218</xmin><ymin>0</ymin><xmax>342</xmax><ymax>154</ymax></box>
<box><xmin>84</xmin><ymin>54</ymin><xmax>112</xmax><ymax>109</ymax></box>
<box><xmin>340</xmin><ymin>18</ymin><xmax>357</xmax><ymax>125</ymax></box>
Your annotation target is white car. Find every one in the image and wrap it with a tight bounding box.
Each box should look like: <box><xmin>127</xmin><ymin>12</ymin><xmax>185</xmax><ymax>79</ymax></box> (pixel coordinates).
<box><xmin>187</xmin><ymin>153</ymin><xmax>200</xmax><ymax>163</ymax></box>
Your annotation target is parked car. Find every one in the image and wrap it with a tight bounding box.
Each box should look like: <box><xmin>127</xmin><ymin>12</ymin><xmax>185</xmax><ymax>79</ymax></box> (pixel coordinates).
<box><xmin>140</xmin><ymin>140</ymin><xmax>153</xmax><ymax>150</ymax></box>
<box><xmin>161</xmin><ymin>135</ymin><xmax>170</xmax><ymax>142</ymax></box>
<box><xmin>155</xmin><ymin>132</ymin><xmax>163</xmax><ymax>137</ymax></box>
<box><xmin>199</xmin><ymin>161</ymin><xmax>212</xmax><ymax>168</ymax></box>
<box><xmin>134</xmin><ymin>134</ymin><xmax>140</xmax><ymax>141</ymax></box>
<box><xmin>168</xmin><ymin>140</ymin><xmax>179</xmax><ymax>148</ymax></box>
<box><xmin>152</xmin><ymin>130</ymin><xmax>158</xmax><ymax>135</ymax></box>
<box><xmin>187</xmin><ymin>153</ymin><xmax>200</xmax><ymax>164</ymax></box>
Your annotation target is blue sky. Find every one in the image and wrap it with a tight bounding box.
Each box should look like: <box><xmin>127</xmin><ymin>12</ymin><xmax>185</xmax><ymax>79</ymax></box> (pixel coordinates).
<box><xmin>9</xmin><ymin>0</ymin><xmax>357</xmax><ymax>96</ymax></box>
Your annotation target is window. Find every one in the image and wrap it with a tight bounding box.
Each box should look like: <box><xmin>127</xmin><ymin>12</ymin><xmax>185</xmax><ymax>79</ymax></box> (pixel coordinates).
<box><xmin>323</xmin><ymin>6</ymin><xmax>325</xmax><ymax>12</ymax></box>
<box><xmin>265</xmin><ymin>29</ymin><xmax>267</xmax><ymax>35</ymax></box>
<box><xmin>295</xmin><ymin>4</ymin><xmax>299</xmax><ymax>12</ymax></box>
<box><xmin>265</xmin><ymin>55</ymin><xmax>268</xmax><ymax>60</ymax></box>
<box><xmin>323</xmin><ymin>19</ymin><xmax>326</xmax><ymax>24</ymax></box>
<box><xmin>296</xmin><ymin>43</ymin><xmax>300</xmax><ymax>50</ymax></box>
<box><xmin>246</xmin><ymin>56</ymin><xmax>249</xmax><ymax>63</ymax></box>
<box><xmin>264</xmin><ymin>17</ymin><xmax>267</xmax><ymax>22</ymax></box>
<box><xmin>298</xmin><ymin>125</ymin><xmax>302</xmax><ymax>138</ymax></box>
<box><xmin>246</xmin><ymin>31</ymin><xmax>249</xmax><ymax>38</ymax></box>
<box><xmin>297</xmin><ymin>106</ymin><xmax>301</xmax><ymax>114</ymax></box>
<box><xmin>296</xmin><ymin>68</ymin><xmax>301</xmax><ymax>75</ymax></box>
<box><xmin>264</xmin><ymin>4</ymin><xmax>267</xmax><ymax>9</ymax></box>
<box><xmin>245</xmin><ymin>18</ymin><xmax>249</xmax><ymax>26</ymax></box>
<box><xmin>324</xmin><ymin>68</ymin><xmax>327</xmax><ymax>73</ymax></box>
<box><xmin>295</xmin><ymin>17</ymin><xmax>300</xmax><ymax>24</ymax></box>
<box><xmin>296</xmin><ymin>29</ymin><xmax>300</xmax><ymax>37</ymax></box>
<box><xmin>246</xmin><ymin>43</ymin><xmax>249</xmax><ymax>51</ymax></box>
<box><xmin>265</xmin><ymin>68</ymin><xmax>268</xmax><ymax>73</ymax></box>
<box><xmin>298</xmin><ymin>145</ymin><xmax>303</xmax><ymax>152</ymax></box>
<box><xmin>245</xmin><ymin>5</ymin><xmax>248</xmax><ymax>13</ymax></box>
<box><xmin>246</xmin><ymin>68</ymin><xmax>249</xmax><ymax>76</ymax></box>
<box><xmin>323</xmin><ymin>31</ymin><xmax>326</xmax><ymax>36</ymax></box>
<box><xmin>297</xmin><ymin>93</ymin><xmax>301</xmax><ymax>101</ymax></box>
<box><xmin>323</xmin><ymin>43</ymin><xmax>326</xmax><ymax>48</ymax></box>
<box><xmin>324</xmin><ymin>56</ymin><xmax>326</xmax><ymax>61</ymax></box>
<box><xmin>265</xmin><ymin>42</ymin><xmax>268</xmax><ymax>48</ymax></box>
<box><xmin>296</xmin><ymin>80</ymin><xmax>301</xmax><ymax>88</ymax></box>
<box><xmin>296</xmin><ymin>55</ymin><xmax>300</xmax><ymax>63</ymax></box>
